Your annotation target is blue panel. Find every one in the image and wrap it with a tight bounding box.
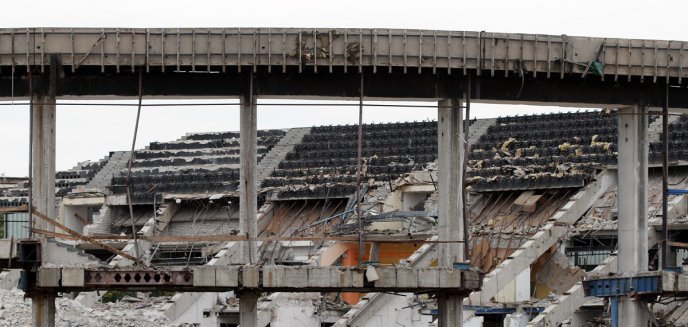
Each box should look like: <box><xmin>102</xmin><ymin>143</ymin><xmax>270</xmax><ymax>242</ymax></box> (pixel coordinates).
<box><xmin>583</xmin><ymin>275</ymin><xmax>661</xmax><ymax>297</ymax></box>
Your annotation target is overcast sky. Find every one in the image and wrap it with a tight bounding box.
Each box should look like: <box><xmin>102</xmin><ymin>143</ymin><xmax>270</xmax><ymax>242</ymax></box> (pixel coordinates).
<box><xmin>0</xmin><ymin>0</ymin><xmax>685</xmax><ymax>177</ymax></box>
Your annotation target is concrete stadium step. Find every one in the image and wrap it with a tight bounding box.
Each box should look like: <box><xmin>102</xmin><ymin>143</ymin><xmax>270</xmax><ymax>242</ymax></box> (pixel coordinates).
<box><xmin>256</xmin><ymin>127</ymin><xmax>311</xmax><ymax>184</ymax></box>
<box><xmin>43</xmin><ymin>238</ymin><xmax>105</xmax><ymax>266</ymax></box>
<box><xmin>468</xmin><ymin>118</ymin><xmax>496</xmax><ymax>144</ymax></box>
<box><xmin>82</xmin><ymin>151</ymin><xmax>131</xmax><ymax>195</ymax></box>
<box><xmin>648</xmin><ymin>113</ymin><xmax>681</xmax><ymax>144</ymax></box>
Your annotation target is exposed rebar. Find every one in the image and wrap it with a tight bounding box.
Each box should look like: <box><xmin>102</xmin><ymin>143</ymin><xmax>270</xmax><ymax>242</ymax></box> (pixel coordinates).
<box><xmin>27</xmin><ymin>72</ymin><xmax>33</xmax><ymax>237</ymax></box>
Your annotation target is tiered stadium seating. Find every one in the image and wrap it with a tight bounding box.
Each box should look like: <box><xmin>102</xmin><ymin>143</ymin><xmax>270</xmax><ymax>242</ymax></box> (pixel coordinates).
<box><xmin>109</xmin><ymin>130</ymin><xmax>285</xmax><ymax>201</ymax></box>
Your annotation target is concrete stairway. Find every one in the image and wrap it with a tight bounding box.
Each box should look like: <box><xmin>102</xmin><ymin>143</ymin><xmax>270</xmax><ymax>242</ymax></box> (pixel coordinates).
<box><xmin>256</xmin><ymin>127</ymin><xmax>311</xmax><ymax>184</ymax></box>
<box><xmin>82</xmin><ymin>151</ymin><xmax>131</xmax><ymax>195</ymax></box>
<box><xmin>43</xmin><ymin>238</ymin><xmax>104</xmax><ymax>266</ymax></box>
<box><xmin>468</xmin><ymin>118</ymin><xmax>496</xmax><ymax>144</ymax></box>
<box><xmin>648</xmin><ymin>113</ymin><xmax>681</xmax><ymax>144</ymax></box>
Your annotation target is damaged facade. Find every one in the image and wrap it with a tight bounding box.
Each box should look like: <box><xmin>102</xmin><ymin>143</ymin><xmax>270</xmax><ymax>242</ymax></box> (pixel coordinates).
<box><xmin>3</xmin><ymin>109</ymin><xmax>688</xmax><ymax>326</ymax></box>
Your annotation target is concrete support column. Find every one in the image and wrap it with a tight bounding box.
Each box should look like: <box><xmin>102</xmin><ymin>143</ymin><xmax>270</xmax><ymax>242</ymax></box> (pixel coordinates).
<box><xmin>239</xmin><ymin>91</ymin><xmax>258</xmax><ymax>326</ymax></box>
<box><xmin>616</xmin><ymin>104</ymin><xmax>649</xmax><ymax>326</ymax></box>
<box><xmin>31</xmin><ymin>95</ymin><xmax>57</xmax><ymax>230</ymax></box>
<box><xmin>437</xmin><ymin>98</ymin><xmax>464</xmax><ymax>327</ymax></box>
<box><xmin>239</xmin><ymin>93</ymin><xmax>258</xmax><ymax>263</ymax></box>
<box><xmin>30</xmin><ymin>93</ymin><xmax>57</xmax><ymax>327</ymax></box>
<box><xmin>239</xmin><ymin>291</ymin><xmax>259</xmax><ymax>327</ymax></box>
<box><xmin>31</xmin><ymin>292</ymin><xmax>56</xmax><ymax>327</ymax></box>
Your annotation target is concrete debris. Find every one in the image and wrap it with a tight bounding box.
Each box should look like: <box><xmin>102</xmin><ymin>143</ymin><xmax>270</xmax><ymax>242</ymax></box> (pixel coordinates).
<box><xmin>0</xmin><ymin>289</ymin><xmax>176</xmax><ymax>327</ymax></box>
<box><xmin>535</xmin><ymin>251</ymin><xmax>585</xmax><ymax>294</ymax></box>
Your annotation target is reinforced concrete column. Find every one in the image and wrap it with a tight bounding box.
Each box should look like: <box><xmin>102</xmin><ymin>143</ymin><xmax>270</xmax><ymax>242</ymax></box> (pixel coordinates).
<box><xmin>30</xmin><ymin>92</ymin><xmax>57</xmax><ymax>327</ymax></box>
<box><xmin>239</xmin><ymin>90</ymin><xmax>258</xmax><ymax>327</ymax></box>
<box><xmin>31</xmin><ymin>292</ymin><xmax>56</xmax><ymax>327</ymax></box>
<box><xmin>437</xmin><ymin>98</ymin><xmax>464</xmax><ymax>327</ymax></box>
<box><xmin>616</xmin><ymin>104</ymin><xmax>649</xmax><ymax>326</ymax></box>
<box><xmin>239</xmin><ymin>93</ymin><xmax>258</xmax><ymax>263</ymax></box>
<box><xmin>31</xmin><ymin>95</ymin><xmax>57</xmax><ymax>230</ymax></box>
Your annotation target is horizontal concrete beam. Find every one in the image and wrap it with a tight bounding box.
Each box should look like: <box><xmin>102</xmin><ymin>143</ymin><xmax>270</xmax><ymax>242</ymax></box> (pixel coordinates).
<box><xmin>34</xmin><ymin>265</ymin><xmax>482</xmax><ymax>293</ymax></box>
<box><xmin>0</xmin><ymin>28</ymin><xmax>686</xmax><ymax>83</ymax></box>
<box><xmin>0</xmin><ymin>28</ymin><xmax>686</xmax><ymax>107</ymax></box>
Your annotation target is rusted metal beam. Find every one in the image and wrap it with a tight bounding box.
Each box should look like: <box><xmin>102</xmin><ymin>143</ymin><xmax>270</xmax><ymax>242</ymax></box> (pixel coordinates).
<box><xmin>84</xmin><ymin>269</ymin><xmax>192</xmax><ymax>288</ymax></box>
<box><xmin>31</xmin><ymin>209</ymin><xmax>143</xmax><ymax>264</ymax></box>
<box><xmin>29</xmin><ymin>231</ymin><xmax>446</xmax><ymax>244</ymax></box>
<box><xmin>73</xmin><ymin>213</ymin><xmax>89</xmax><ymax>226</ymax></box>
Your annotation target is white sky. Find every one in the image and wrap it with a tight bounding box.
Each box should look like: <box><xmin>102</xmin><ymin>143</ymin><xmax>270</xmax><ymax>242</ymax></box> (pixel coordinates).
<box><xmin>0</xmin><ymin>0</ymin><xmax>685</xmax><ymax>176</ymax></box>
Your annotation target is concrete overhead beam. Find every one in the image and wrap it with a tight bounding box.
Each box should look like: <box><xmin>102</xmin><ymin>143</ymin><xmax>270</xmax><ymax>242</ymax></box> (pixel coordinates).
<box><xmin>34</xmin><ymin>266</ymin><xmax>481</xmax><ymax>293</ymax></box>
<box><xmin>0</xmin><ymin>28</ymin><xmax>686</xmax><ymax>83</ymax></box>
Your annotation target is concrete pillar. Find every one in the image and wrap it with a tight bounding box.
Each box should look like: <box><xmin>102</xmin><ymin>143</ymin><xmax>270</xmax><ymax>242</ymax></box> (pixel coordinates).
<box><xmin>239</xmin><ymin>93</ymin><xmax>258</xmax><ymax>264</ymax></box>
<box><xmin>31</xmin><ymin>95</ymin><xmax>57</xmax><ymax>230</ymax></box>
<box><xmin>30</xmin><ymin>93</ymin><xmax>57</xmax><ymax>327</ymax></box>
<box><xmin>239</xmin><ymin>291</ymin><xmax>259</xmax><ymax>327</ymax></box>
<box><xmin>31</xmin><ymin>292</ymin><xmax>56</xmax><ymax>327</ymax></box>
<box><xmin>437</xmin><ymin>98</ymin><xmax>464</xmax><ymax>327</ymax></box>
<box><xmin>616</xmin><ymin>104</ymin><xmax>649</xmax><ymax>326</ymax></box>
<box><xmin>239</xmin><ymin>91</ymin><xmax>259</xmax><ymax>326</ymax></box>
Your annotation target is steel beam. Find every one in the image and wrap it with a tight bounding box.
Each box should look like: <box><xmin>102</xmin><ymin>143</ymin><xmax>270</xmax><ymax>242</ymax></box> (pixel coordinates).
<box><xmin>616</xmin><ymin>104</ymin><xmax>649</xmax><ymax>326</ymax></box>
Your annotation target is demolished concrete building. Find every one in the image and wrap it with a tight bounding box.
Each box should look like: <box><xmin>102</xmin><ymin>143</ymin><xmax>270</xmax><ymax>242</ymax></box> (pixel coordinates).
<box><xmin>3</xmin><ymin>109</ymin><xmax>688</xmax><ymax>326</ymax></box>
<box><xmin>2</xmin><ymin>27</ymin><xmax>688</xmax><ymax>327</ymax></box>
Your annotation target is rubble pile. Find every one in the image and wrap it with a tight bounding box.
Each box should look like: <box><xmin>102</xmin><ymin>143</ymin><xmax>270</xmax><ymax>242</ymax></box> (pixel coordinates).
<box><xmin>0</xmin><ymin>289</ymin><xmax>176</xmax><ymax>327</ymax></box>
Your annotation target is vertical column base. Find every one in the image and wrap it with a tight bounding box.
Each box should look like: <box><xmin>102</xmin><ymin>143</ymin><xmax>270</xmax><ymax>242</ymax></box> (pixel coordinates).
<box><xmin>31</xmin><ymin>292</ymin><xmax>56</xmax><ymax>327</ymax></box>
<box><xmin>438</xmin><ymin>294</ymin><xmax>463</xmax><ymax>327</ymax></box>
<box><xmin>239</xmin><ymin>291</ymin><xmax>259</xmax><ymax>327</ymax></box>
<box><xmin>617</xmin><ymin>104</ymin><xmax>649</xmax><ymax>327</ymax></box>
<box><xmin>617</xmin><ymin>297</ymin><xmax>648</xmax><ymax>327</ymax></box>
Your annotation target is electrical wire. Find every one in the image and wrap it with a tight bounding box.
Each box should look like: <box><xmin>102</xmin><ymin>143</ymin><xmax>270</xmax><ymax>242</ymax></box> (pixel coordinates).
<box><xmin>0</xmin><ymin>101</ymin><xmax>468</xmax><ymax>109</ymax></box>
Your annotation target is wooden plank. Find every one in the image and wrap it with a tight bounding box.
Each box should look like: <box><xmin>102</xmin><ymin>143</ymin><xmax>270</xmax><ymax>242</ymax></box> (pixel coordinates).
<box><xmin>0</xmin><ymin>205</ymin><xmax>28</xmax><ymax>213</ymax></box>
<box><xmin>669</xmin><ymin>241</ymin><xmax>688</xmax><ymax>249</ymax></box>
<box><xmin>31</xmin><ymin>209</ymin><xmax>143</xmax><ymax>265</ymax></box>
<box><xmin>73</xmin><ymin>213</ymin><xmax>90</xmax><ymax>225</ymax></box>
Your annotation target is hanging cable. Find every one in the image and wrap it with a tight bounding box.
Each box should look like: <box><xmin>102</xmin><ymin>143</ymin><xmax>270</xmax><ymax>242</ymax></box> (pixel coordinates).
<box><xmin>462</xmin><ymin>75</ymin><xmax>471</xmax><ymax>261</ymax></box>
<box><xmin>356</xmin><ymin>73</ymin><xmax>365</xmax><ymax>267</ymax></box>
<box><xmin>125</xmin><ymin>70</ymin><xmax>144</xmax><ymax>265</ymax></box>
<box><xmin>27</xmin><ymin>72</ymin><xmax>34</xmax><ymax>237</ymax></box>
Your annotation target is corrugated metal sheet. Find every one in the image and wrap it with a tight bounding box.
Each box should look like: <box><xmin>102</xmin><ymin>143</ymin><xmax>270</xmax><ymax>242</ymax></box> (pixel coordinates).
<box><xmin>3</xmin><ymin>212</ymin><xmax>29</xmax><ymax>239</ymax></box>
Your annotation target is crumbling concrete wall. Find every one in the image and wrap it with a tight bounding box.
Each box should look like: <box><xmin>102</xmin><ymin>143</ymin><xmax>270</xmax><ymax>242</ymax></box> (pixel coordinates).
<box><xmin>173</xmin><ymin>292</ymin><xmax>219</xmax><ymax>326</ymax></box>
